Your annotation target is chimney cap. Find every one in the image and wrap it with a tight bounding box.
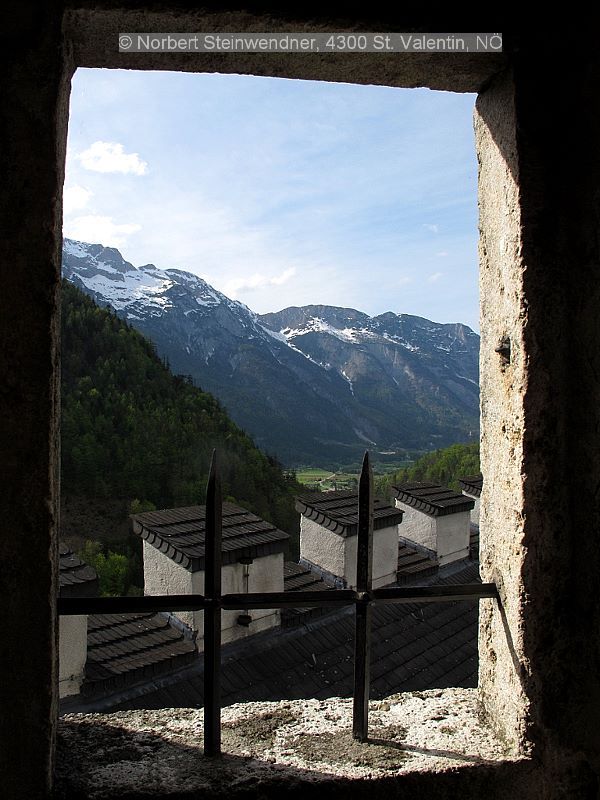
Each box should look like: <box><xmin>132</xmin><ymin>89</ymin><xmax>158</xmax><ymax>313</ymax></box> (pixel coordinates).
<box><xmin>458</xmin><ymin>475</ymin><xmax>483</xmax><ymax>498</ymax></box>
<box><xmin>59</xmin><ymin>543</ymin><xmax>100</xmax><ymax>598</ymax></box>
<box><xmin>131</xmin><ymin>502</ymin><xmax>289</xmax><ymax>572</ymax></box>
<box><xmin>295</xmin><ymin>490</ymin><xmax>403</xmax><ymax>537</ymax></box>
<box><xmin>391</xmin><ymin>482</ymin><xmax>475</xmax><ymax>517</ymax></box>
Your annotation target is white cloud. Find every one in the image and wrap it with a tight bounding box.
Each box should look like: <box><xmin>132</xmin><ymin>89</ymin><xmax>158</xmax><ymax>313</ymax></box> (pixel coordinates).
<box><xmin>63</xmin><ymin>185</ymin><xmax>93</xmax><ymax>215</ymax></box>
<box><xmin>436</xmin><ymin>251</ymin><xmax>449</xmax><ymax>258</ymax></box>
<box><xmin>427</xmin><ymin>272</ymin><xmax>444</xmax><ymax>284</ymax></box>
<box><xmin>64</xmin><ymin>70</ymin><xmax>478</xmax><ymax>323</ymax></box>
<box><xmin>64</xmin><ymin>214</ymin><xmax>141</xmax><ymax>247</ymax></box>
<box><xmin>270</xmin><ymin>267</ymin><xmax>296</xmax><ymax>286</ymax></box>
<box><xmin>222</xmin><ymin>267</ymin><xmax>296</xmax><ymax>298</ymax></box>
<box><xmin>76</xmin><ymin>141</ymin><xmax>148</xmax><ymax>175</ymax></box>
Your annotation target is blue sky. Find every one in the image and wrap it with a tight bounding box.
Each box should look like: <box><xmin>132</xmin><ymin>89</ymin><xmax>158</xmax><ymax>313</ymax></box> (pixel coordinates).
<box><xmin>64</xmin><ymin>69</ymin><xmax>479</xmax><ymax>330</ymax></box>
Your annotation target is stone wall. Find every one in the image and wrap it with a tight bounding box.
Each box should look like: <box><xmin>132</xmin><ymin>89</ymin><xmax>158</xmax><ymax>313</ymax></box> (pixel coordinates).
<box><xmin>0</xmin><ymin>5</ymin><xmax>73</xmax><ymax>797</ymax></box>
<box><xmin>56</xmin><ymin>690</ymin><xmax>543</xmax><ymax>798</ymax></box>
<box><xmin>3</xmin><ymin>12</ymin><xmax>600</xmax><ymax>798</ymax></box>
<box><xmin>475</xmin><ymin>69</ymin><xmax>529</xmax><ymax>755</ymax></box>
<box><xmin>476</xmin><ymin>41</ymin><xmax>600</xmax><ymax>782</ymax></box>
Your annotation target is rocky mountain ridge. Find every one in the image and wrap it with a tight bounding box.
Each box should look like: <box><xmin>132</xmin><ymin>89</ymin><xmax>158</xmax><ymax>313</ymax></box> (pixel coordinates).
<box><xmin>62</xmin><ymin>238</ymin><xmax>479</xmax><ymax>465</ymax></box>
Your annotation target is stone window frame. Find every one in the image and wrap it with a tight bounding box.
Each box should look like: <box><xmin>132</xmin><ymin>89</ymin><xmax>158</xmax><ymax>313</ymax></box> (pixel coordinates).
<box><xmin>4</xmin><ymin>15</ymin><xmax>599</xmax><ymax>798</ymax></box>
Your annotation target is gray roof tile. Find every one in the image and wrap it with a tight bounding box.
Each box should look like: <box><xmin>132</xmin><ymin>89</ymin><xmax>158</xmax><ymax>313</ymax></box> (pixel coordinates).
<box><xmin>397</xmin><ymin>541</ymin><xmax>439</xmax><ymax>583</ymax></box>
<box><xmin>281</xmin><ymin>561</ymin><xmax>334</xmax><ymax>628</ymax></box>
<box><xmin>113</xmin><ymin>562</ymin><xmax>481</xmax><ymax>712</ymax></box>
<box><xmin>83</xmin><ymin>612</ymin><xmax>196</xmax><ymax>697</ymax></box>
<box><xmin>459</xmin><ymin>474</ymin><xmax>483</xmax><ymax>498</ymax></box>
<box><xmin>391</xmin><ymin>482</ymin><xmax>475</xmax><ymax>516</ymax></box>
<box><xmin>132</xmin><ymin>502</ymin><xmax>289</xmax><ymax>572</ymax></box>
<box><xmin>59</xmin><ymin>544</ymin><xmax>99</xmax><ymax>598</ymax></box>
<box><xmin>295</xmin><ymin>490</ymin><xmax>403</xmax><ymax>537</ymax></box>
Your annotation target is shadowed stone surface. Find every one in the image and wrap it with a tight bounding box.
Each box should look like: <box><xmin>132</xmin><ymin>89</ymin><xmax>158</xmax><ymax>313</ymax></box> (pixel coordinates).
<box><xmin>56</xmin><ymin>690</ymin><xmax>540</xmax><ymax>798</ymax></box>
<box><xmin>476</xmin><ymin>40</ymin><xmax>600</xmax><ymax>786</ymax></box>
<box><xmin>63</xmin><ymin>8</ymin><xmax>505</xmax><ymax>92</ymax></box>
<box><xmin>0</xmin><ymin>5</ymin><xmax>73</xmax><ymax>797</ymax></box>
<box><xmin>3</xmin><ymin>11</ymin><xmax>600</xmax><ymax>799</ymax></box>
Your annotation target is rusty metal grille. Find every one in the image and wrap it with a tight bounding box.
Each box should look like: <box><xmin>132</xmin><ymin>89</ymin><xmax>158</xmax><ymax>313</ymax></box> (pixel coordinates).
<box><xmin>59</xmin><ymin>450</ymin><xmax>497</xmax><ymax>755</ymax></box>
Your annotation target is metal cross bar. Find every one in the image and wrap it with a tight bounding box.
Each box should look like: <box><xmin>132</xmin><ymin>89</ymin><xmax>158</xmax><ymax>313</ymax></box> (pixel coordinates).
<box><xmin>58</xmin><ymin>582</ymin><xmax>498</xmax><ymax>616</ymax></box>
<box><xmin>58</xmin><ymin>594</ymin><xmax>212</xmax><ymax>614</ymax></box>
<box><xmin>203</xmin><ymin>449</ymin><xmax>222</xmax><ymax>756</ymax></box>
<box><xmin>57</xmin><ymin>449</ymin><xmax>500</xmax><ymax>755</ymax></box>
<box><xmin>353</xmin><ymin>450</ymin><xmax>373</xmax><ymax>742</ymax></box>
<box><xmin>371</xmin><ymin>584</ymin><xmax>497</xmax><ymax>603</ymax></box>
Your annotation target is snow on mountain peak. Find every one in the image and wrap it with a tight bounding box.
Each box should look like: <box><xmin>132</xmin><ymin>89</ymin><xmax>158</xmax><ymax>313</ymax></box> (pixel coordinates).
<box><xmin>272</xmin><ymin>313</ymin><xmax>424</xmax><ymax>352</ymax></box>
<box><xmin>63</xmin><ymin>239</ymin><xmax>90</xmax><ymax>259</ymax></box>
<box><xmin>277</xmin><ymin>317</ymin><xmax>364</xmax><ymax>344</ymax></box>
<box><xmin>61</xmin><ymin>238</ymin><xmax>480</xmax><ymax>461</ymax></box>
<box><xmin>62</xmin><ymin>238</ymin><xmax>226</xmax><ymax>316</ymax></box>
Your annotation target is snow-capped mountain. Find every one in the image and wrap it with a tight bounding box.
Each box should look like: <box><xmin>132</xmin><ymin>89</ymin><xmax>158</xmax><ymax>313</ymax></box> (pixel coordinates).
<box><xmin>63</xmin><ymin>238</ymin><xmax>233</xmax><ymax>318</ymax></box>
<box><xmin>62</xmin><ymin>238</ymin><xmax>479</xmax><ymax>465</ymax></box>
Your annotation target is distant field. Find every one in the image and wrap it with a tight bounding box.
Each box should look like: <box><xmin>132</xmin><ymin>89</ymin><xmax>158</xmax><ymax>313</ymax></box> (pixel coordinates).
<box><xmin>296</xmin><ymin>468</ymin><xmax>336</xmax><ymax>485</ymax></box>
<box><xmin>372</xmin><ymin>460</ymin><xmax>414</xmax><ymax>474</ymax></box>
<box><xmin>296</xmin><ymin>468</ymin><xmax>358</xmax><ymax>492</ymax></box>
<box><xmin>295</xmin><ymin>460</ymin><xmax>416</xmax><ymax>493</ymax></box>
<box><xmin>297</xmin><ymin>461</ymin><xmax>413</xmax><ymax>478</ymax></box>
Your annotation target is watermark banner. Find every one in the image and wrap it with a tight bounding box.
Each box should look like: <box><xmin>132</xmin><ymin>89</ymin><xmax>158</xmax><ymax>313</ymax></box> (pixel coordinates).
<box><xmin>118</xmin><ymin>32</ymin><xmax>502</xmax><ymax>54</ymax></box>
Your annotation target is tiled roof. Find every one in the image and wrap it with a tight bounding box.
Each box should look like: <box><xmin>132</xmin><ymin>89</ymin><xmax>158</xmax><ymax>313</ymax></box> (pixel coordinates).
<box><xmin>283</xmin><ymin>561</ymin><xmax>334</xmax><ymax>592</ymax></box>
<box><xmin>131</xmin><ymin>503</ymin><xmax>289</xmax><ymax>572</ymax></box>
<box><xmin>459</xmin><ymin>474</ymin><xmax>483</xmax><ymax>498</ymax></box>
<box><xmin>295</xmin><ymin>490</ymin><xmax>404</xmax><ymax>537</ymax></box>
<box><xmin>83</xmin><ymin>612</ymin><xmax>197</xmax><ymax>697</ymax></box>
<box><xmin>281</xmin><ymin>561</ymin><xmax>335</xmax><ymax>628</ymax></box>
<box><xmin>59</xmin><ymin>544</ymin><xmax>99</xmax><ymax>598</ymax></box>
<box><xmin>391</xmin><ymin>482</ymin><xmax>475</xmax><ymax>517</ymax></box>
<box><xmin>114</xmin><ymin>562</ymin><xmax>481</xmax><ymax>712</ymax></box>
<box><xmin>397</xmin><ymin>541</ymin><xmax>439</xmax><ymax>584</ymax></box>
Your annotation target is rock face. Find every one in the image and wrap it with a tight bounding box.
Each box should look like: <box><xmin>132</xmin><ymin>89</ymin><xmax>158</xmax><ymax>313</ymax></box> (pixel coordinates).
<box><xmin>63</xmin><ymin>239</ymin><xmax>479</xmax><ymax>465</ymax></box>
<box><xmin>260</xmin><ymin>305</ymin><xmax>480</xmax><ymax>451</ymax></box>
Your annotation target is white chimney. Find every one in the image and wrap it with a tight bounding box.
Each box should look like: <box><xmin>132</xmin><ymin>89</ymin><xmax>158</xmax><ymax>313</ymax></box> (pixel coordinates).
<box><xmin>391</xmin><ymin>482</ymin><xmax>474</xmax><ymax>566</ymax></box>
<box><xmin>59</xmin><ymin>617</ymin><xmax>89</xmax><ymax>698</ymax></box>
<box><xmin>58</xmin><ymin>545</ymin><xmax>99</xmax><ymax>698</ymax></box>
<box><xmin>133</xmin><ymin>502</ymin><xmax>289</xmax><ymax>650</ymax></box>
<box><xmin>296</xmin><ymin>491</ymin><xmax>403</xmax><ymax>589</ymax></box>
<box><xmin>459</xmin><ymin>475</ymin><xmax>483</xmax><ymax>527</ymax></box>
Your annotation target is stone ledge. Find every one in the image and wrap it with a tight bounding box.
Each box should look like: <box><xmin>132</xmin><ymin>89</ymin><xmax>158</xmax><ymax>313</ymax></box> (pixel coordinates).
<box><xmin>55</xmin><ymin>688</ymin><xmax>544</xmax><ymax>798</ymax></box>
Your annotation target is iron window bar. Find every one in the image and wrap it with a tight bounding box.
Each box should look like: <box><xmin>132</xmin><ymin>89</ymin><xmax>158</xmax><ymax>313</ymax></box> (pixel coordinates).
<box><xmin>58</xmin><ymin>450</ymin><xmax>498</xmax><ymax>752</ymax></box>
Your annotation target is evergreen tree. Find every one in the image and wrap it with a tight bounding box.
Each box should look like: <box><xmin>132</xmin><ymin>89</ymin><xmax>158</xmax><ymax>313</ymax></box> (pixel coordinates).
<box><xmin>375</xmin><ymin>442</ymin><xmax>480</xmax><ymax>498</ymax></box>
<box><xmin>61</xmin><ymin>280</ymin><xmax>303</xmax><ymax>581</ymax></box>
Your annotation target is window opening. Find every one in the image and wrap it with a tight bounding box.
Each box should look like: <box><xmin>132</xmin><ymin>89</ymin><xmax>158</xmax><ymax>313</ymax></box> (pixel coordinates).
<box><xmin>59</xmin><ymin>449</ymin><xmax>497</xmax><ymax>753</ymax></box>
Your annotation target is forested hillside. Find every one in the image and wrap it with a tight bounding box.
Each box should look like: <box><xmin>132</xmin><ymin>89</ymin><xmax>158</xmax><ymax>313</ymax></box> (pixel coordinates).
<box><xmin>376</xmin><ymin>442</ymin><xmax>480</xmax><ymax>497</ymax></box>
<box><xmin>61</xmin><ymin>281</ymin><xmax>302</xmax><ymax>591</ymax></box>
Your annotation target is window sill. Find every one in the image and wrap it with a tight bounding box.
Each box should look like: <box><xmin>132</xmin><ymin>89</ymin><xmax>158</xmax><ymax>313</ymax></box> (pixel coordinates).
<box><xmin>55</xmin><ymin>688</ymin><xmax>540</xmax><ymax>798</ymax></box>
